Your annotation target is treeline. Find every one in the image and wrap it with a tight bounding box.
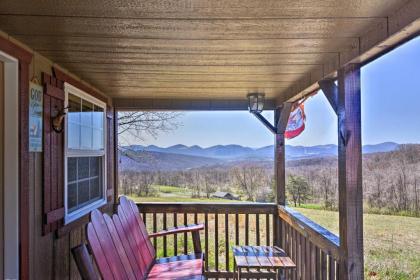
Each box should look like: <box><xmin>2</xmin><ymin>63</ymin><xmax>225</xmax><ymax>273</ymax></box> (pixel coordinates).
<box><xmin>286</xmin><ymin>144</ymin><xmax>420</xmax><ymax>216</ymax></box>
<box><xmin>119</xmin><ymin>145</ymin><xmax>420</xmax><ymax>216</ymax></box>
<box><xmin>119</xmin><ymin>163</ymin><xmax>274</xmax><ymax>202</ymax></box>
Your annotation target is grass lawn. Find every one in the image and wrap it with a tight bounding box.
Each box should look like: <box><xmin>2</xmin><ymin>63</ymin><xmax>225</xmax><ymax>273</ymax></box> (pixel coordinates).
<box><xmin>295</xmin><ymin>207</ymin><xmax>420</xmax><ymax>280</ymax></box>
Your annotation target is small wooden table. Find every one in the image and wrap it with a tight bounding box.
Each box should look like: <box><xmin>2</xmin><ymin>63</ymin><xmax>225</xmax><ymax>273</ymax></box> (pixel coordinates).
<box><xmin>233</xmin><ymin>246</ymin><xmax>296</xmax><ymax>280</ymax></box>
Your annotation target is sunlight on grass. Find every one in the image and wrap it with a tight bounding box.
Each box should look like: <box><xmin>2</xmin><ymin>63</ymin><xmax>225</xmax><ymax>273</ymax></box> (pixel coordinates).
<box><xmin>295</xmin><ymin>207</ymin><xmax>420</xmax><ymax>279</ymax></box>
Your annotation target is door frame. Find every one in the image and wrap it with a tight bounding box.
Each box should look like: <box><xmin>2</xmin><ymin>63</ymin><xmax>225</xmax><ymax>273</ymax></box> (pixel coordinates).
<box><xmin>0</xmin><ymin>36</ymin><xmax>32</xmax><ymax>280</ymax></box>
<box><xmin>0</xmin><ymin>50</ymin><xmax>19</xmax><ymax>279</ymax></box>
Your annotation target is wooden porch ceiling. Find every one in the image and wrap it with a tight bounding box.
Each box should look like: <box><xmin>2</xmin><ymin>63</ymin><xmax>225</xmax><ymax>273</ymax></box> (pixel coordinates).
<box><xmin>0</xmin><ymin>0</ymin><xmax>418</xmax><ymax>105</ymax></box>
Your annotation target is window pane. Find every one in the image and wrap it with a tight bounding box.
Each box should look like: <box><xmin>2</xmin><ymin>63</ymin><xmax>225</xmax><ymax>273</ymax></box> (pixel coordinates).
<box><xmin>78</xmin><ymin>157</ymin><xmax>89</xmax><ymax>179</ymax></box>
<box><xmin>92</xmin><ymin>129</ymin><xmax>103</xmax><ymax>150</ymax></box>
<box><xmin>81</xmin><ymin>100</ymin><xmax>93</xmax><ymax>127</ymax></box>
<box><xmin>67</xmin><ymin>156</ymin><xmax>104</xmax><ymax>214</ymax></box>
<box><xmin>90</xmin><ymin>178</ymin><xmax>101</xmax><ymax>200</ymax></box>
<box><xmin>68</xmin><ymin>122</ymin><xmax>80</xmax><ymax>149</ymax></box>
<box><xmin>68</xmin><ymin>158</ymin><xmax>77</xmax><ymax>182</ymax></box>
<box><xmin>81</xmin><ymin>125</ymin><xmax>92</xmax><ymax>149</ymax></box>
<box><xmin>90</xmin><ymin>157</ymin><xmax>100</xmax><ymax>176</ymax></box>
<box><xmin>68</xmin><ymin>183</ymin><xmax>77</xmax><ymax>210</ymax></box>
<box><xmin>68</xmin><ymin>94</ymin><xmax>81</xmax><ymax>124</ymax></box>
<box><xmin>78</xmin><ymin>180</ymin><xmax>90</xmax><ymax>206</ymax></box>
<box><xmin>93</xmin><ymin>106</ymin><xmax>104</xmax><ymax>129</ymax></box>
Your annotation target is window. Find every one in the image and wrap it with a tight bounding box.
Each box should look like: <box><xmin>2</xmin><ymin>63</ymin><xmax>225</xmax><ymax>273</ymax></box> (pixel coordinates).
<box><xmin>64</xmin><ymin>83</ymin><xmax>106</xmax><ymax>224</ymax></box>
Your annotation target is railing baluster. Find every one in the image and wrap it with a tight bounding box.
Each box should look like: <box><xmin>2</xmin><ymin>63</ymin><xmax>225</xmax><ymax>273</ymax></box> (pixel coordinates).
<box><xmin>235</xmin><ymin>213</ymin><xmax>239</xmax><ymax>246</ymax></box>
<box><xmin>315</xmin><ymin>246</ymin><xmax>320</xmax><ymax>280</ymax></box>
<box><xmin>173</xmin><ymin>213</ymin><xmax>177</xmax><ymax>255</ymax></box>
<box><xmin>328</xmin><ymin>255</ymin><xmax>335</xmax><ymax>280</ymax></box>
<box><xmin>152</xmin><ymin>212</ymin><xmax>157</xmax><ymax>250</ymax></box>
<box><xmin>215</xmin><ymin>213</ymin><xmax>219</xmax><ymax>271</ymax></box>
<box><xmin>310</xmin><ymin>243</ymin><xmax>316</xmax><ymax>279</ymax></box>
<box><xmin>245</xmin><ymin>214</ymin><xmax>249</xmax><ymax>245</ymax></box>
<box><xmin>163</xmin><ymin>213</ymin><xmax>167</xmax><ymax>257</ymax></box>
<box><xmin>204</xmin><ymin>213</ymin><xmax>209</xmax><ymax>272</ymax></box>
<box><xmin>225</xmin><ymin>213</ymin><xmax>229</xmax><ymax>271</ymax></box>
<box><xmin>183</xmin><ymin>213</ymin><xmax>188</xmax><ymax>254</ymax></box>
<box><xmin>321</xmin><ymin>251</ymin><xmax>327</xmax><ymax>280</ymax></box>
<box><xmin>256</xmin><ymin>214</ymin><xmax>260</xmax><ymax>246</ymax></box>
<box><xmin>306</xmin><ymin>237</ymin><xmax>312</xmax><ymax>280</ymax></box>
<box><xmin>265</xmin><ymin>213</ymin><xmax>270</xmax><ymax>246</ymax></box>
<box><xmin>293</xmin><ymin>228</ymin><xmax>298</xmax><ymax>280</ymax></box>
<box><xmin>301</xmin><ymin>235</ymin><xmax>306</xmax><ymax>280</ymax></box>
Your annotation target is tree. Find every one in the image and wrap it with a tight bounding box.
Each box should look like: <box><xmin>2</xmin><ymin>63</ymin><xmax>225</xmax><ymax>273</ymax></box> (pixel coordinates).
<box><xmin>287</xmin><ymin>175</ymin><xmax>311</xmax><ymax>207</ymax></box>
<box><xmin>118</xmin><ymin>111</ymin><xmax>182</xmax><ymax>146</ymax></box>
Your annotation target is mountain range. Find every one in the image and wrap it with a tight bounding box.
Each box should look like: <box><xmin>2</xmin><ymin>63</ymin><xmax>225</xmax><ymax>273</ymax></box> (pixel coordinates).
<box><xmin>119</xmin><ymin>142</ymin><xmax>400</xmax><ymax>171</ymax></box>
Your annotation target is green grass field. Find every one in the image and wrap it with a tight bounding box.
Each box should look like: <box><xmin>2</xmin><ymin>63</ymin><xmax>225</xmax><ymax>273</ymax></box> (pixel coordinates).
<box><xmin>128</xmin><ymin>186</ymin><xmax>420</xmax><ymax>279</ymax></box>
<box><xmin>296</xmin><ymin>208</ymin><xmax>420</xmax><ymax>280</ymax></box>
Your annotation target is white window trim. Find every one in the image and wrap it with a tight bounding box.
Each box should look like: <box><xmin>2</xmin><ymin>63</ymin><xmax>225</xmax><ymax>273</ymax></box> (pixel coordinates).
<box><xmin>64</xmin><ymin>83</ymin><xmax>107</xmax><ymax>224</ymax></box>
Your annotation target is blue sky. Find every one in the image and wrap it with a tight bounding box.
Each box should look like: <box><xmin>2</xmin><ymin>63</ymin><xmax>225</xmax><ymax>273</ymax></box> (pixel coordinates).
<box><xmin>135</xmin><ymin>36</ymin><xmax>420</xmax><ymax>148</ymax></box>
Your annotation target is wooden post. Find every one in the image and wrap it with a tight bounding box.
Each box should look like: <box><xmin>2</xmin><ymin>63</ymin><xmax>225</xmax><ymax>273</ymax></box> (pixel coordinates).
<box><xmin>113</xmin><ymin>109</ymin><xmax>119</xmax><ymax>212</ymax></box>
<box><xmin>274</xmin><ymin>103</ymin><xmax>292</xmax><ymax>246</ymax></box>
<box><xmin>337</xmin><ymin>64</ymin><xmax>364</xmax><ymax>280</ymax></box>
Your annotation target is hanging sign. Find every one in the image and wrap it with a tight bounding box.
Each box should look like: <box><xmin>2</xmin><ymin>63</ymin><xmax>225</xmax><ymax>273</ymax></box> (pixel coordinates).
<box><xmin>29</xmin><ymin>81</ymin><xmax>43</xmax><ymax>152</ymax></box>
<box><xmin>285</xmin><ymin>103</ymin><xmax>306</xmax><ymax>139</ymax></box>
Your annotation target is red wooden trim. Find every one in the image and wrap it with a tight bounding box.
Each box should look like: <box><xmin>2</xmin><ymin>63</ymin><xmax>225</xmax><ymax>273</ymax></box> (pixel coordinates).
<box><xmin>45</xmin><ymin>207</ymin><xmax>65</xmax><ymax>224</ymax></box>
<box><xmin>52</xmin><ymin>67</ymin><xmax>108</xmax><ymax>104</ymax></box>
<box><xmin>148</xmin><ymin>224</ymin><xmax>204</xmax><ymax>238</ymax></box>
<box><xmin>19</xmin><ymin>61</ymin><xmax>31</xmax><ymax>280</ymax></box>
<box><xmin>0</xmin><ymin>36</ymin><xmax>32</xmax><ymax>64</ymax></box>
<box><xmin>44</xmin><ymin>84</ymin><xmax>65</xmax><ymax>100</ymax></box>
<box><xmin>0</xmin><ymin>34</ymin><xmax>34</xmax><ymax>280</ymax></box>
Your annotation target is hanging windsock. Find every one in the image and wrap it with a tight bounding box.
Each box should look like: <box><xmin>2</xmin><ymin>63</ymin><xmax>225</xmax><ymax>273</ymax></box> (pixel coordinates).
<box><xmin>285</xmin><ymin>102</ymin><xmax>306</xmax><ymax>139</ymax></box>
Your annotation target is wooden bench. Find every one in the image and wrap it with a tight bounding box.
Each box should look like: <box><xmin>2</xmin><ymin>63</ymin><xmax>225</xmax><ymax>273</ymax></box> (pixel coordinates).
<box><xmin>72</xmin><ymin>196</ymin><xmax>205</xmax><ymax>279</ymax></box>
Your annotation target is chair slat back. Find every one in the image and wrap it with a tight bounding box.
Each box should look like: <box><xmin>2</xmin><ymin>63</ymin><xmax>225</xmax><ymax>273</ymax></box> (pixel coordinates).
<box><xmin>113</xmin><ymin>214</ymin><xmax>146</xmax><ymax>278</ymax></box>
<box><xmin>118</xmin><ymin>197</ymin><xmax>155</xmax><ymax>271</ymax></box>
<box><xmin>86</xmin><ymin>223</ymin><xmax>114</xmax><ymax>279</ymax></box>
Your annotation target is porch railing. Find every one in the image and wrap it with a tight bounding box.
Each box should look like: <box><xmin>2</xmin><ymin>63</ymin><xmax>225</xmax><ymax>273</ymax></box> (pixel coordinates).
<box><xmin>136</xmin><ymin>202</ymin><xmax>340</xmax><ymax>280</ymax></box>
<box><xmin>279</xmin><ymin>206</ymin><xmax>340</xmax><ymax>280</ymax></box>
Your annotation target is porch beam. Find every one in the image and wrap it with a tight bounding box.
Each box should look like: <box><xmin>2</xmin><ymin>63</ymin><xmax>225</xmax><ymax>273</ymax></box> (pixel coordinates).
<box><xmin>251</xmin><ymin>112</ymin><xmax>276</xmax><ymax>134</ymax></box>
<box><xmin>113</xmin><ymin>97</ymin><xmax>277</xmax><ymax>111</ymax></box>
<box><xmin>337</xmin><ymin>64</ymin><xmax>364</xmax><ymax>280</ymax></box>
<box><xmin>318</xmin><ymin>79</ymin><xmax>339</xmax><ymax>115</ymax></box>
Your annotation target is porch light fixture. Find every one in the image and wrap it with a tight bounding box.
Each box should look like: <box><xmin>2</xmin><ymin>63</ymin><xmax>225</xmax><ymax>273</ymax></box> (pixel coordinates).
<box><xmin>247</xmin><ymin>92</ymin><xmax>265</xmax><ymax>113</ymax></box>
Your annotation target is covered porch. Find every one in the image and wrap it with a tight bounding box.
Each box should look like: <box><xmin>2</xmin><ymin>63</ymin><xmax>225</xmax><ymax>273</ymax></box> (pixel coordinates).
<box><xmin>0</xmin><ymin>1</ymin><xmax>419</xmax><ymax>279</ymax></box>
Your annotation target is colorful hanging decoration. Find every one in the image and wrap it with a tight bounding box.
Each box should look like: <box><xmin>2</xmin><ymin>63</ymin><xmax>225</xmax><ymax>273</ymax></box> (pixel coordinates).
<box><xmin>285</xmin><ymin>102</ymin><xmax>306</xmax><ymax>139</ymax></box>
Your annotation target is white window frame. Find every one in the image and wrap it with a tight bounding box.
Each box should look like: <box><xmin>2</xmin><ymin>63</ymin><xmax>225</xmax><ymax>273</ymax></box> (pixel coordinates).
<box><xmin>64</xmin><ymin>83</ymin><xmax>107</xmax><ymax>224</ymax></box>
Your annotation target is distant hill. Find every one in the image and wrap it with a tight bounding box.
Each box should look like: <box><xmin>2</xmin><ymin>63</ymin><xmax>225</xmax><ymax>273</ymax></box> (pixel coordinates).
<box><xmin>119</xmin><ymin>150</ymin><xmax>223</xmax><ymax>171</ymax></box>
<box><xmin>120</xmin><ymin>142</ymin><xmax>401</xmax><ymax>171</ymax></box>
<box><xmin>125</xmin><ymin>142</ymin><xmax>399</xmax><ymax>160</ymax></box>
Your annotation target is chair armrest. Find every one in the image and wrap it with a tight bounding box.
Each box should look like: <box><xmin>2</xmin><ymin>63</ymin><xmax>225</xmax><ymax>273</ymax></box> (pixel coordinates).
<box><xmin>149</xmin><ymin>224</ymin><xmax>204</xmax><ymax>238</ymax></box>
<box><xmin>149</xmin><ymin>224</ymin><xmax>204</xmax><ymax>254</ymax></box>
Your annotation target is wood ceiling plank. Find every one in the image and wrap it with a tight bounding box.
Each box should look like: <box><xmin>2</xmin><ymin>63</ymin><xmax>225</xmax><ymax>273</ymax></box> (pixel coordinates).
<box><xmin>104</xmin><ymin>87</ymin><xmax>286</xmax><ymax>99</ymax></box>
<box><xmin>90</xmin><ymin>80</ymin><xmax>294</xmax><ymax>89</ymax></box>
<box><xmin>76</xmin><ymin>72</ymin><xmax>304</xmax><ymax>82</ymax></box>
<box><xmin>14</xmin><ymin>36</ymin><xmax>359</xmax><ymax>55</ymax></box>
<box><xmin>0</xmin><ymin>16</ymin><xmax>385</xmax><ymax>40</ymax></box>
<box><xmin>56</xmin><ymin>63</ymin><xmax>320</xmax><ymax>75</ymax></box>
<box><xmin>40</xmin><ymin>51</ymin><xmax>338</xmax><ymax>66</ymax></box>
<box><xmin>0</xmin><ymin>0</ymin><xmax>405</xmax><ymax>19</ymax></box>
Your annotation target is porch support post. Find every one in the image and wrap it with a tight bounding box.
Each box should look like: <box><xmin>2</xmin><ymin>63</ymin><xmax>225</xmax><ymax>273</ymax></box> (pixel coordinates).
<box><xmin>274</xmin><ymin>103</ymin><xmax>292</xmax><ymax>246</ymax></box>
<box><xmin>337</xmin><ymin>64</ymin><xmax>364</xmax><ymax>280</ymax></box>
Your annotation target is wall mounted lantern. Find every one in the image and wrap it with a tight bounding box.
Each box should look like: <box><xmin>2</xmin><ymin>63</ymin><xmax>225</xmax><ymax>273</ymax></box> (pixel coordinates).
<box><xmin>247</xmin><ymin>92</ymin><xmax>265</xmax><ymax>113</ymax></box>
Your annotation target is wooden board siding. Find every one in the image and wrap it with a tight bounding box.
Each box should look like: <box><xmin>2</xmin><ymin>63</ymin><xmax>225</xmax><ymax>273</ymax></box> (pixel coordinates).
<box><xmin>0</xmin><ymin>33</ymin><xmax>113</xmax><ymax>279</ymax></box>
<box><xmin>0</xmin><ymin>61</ymin><xmax>4</xmax><ymax>278</ymax></box>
